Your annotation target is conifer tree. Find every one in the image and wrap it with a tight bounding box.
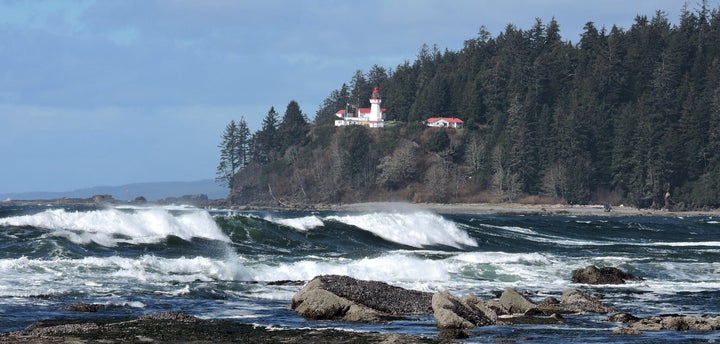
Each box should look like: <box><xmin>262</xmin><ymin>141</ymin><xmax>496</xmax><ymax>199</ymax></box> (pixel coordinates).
<box><xmin>236</xmin><ymin>117</ymin><xmax>251</xmax><ymax>167</ymax></box>
<box><xmin>216</xmin><ymin>119</ymin><xmax>249</xmax><ymax>191</ymax></box>
<box><xmin>252</xmin><ymin>107</ymin><xmax>280</xmax><ymax>163</ymax></box>
<box><xmin>228</xmin><ymin>4</ymin><xmax>720</xmax><ymax>208</ymax></box>
<box><xmin>278</xmin><ymin>100</ymin><xmax>309</xmax><ymax>152</ymax></box>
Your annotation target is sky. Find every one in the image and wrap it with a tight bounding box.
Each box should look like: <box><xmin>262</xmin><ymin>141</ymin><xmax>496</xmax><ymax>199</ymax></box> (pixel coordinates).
<box><xmin>0</xmin><ymin>0</ymin><xmax>705</xmax><ymax>194</ymax></box>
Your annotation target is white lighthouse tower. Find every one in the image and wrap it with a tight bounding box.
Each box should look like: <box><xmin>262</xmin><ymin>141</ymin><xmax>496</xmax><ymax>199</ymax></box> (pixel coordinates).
<box><xmin>368</xmin><ymin>86</ymin><xmax>383</xmax><ymax>123</ymax></box>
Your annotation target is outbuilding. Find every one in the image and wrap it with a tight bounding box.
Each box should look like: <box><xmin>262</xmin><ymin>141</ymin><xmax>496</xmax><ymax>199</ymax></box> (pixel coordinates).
<box><xmin>426</xmin><ymin>117</ymin><xmax>464</xmax><ymax>129</ymax></box>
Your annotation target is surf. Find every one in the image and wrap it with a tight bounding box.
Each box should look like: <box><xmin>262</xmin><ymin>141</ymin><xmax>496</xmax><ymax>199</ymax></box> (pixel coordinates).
<box><xmin>0</xmin><ymin>207</ymin><xmax>230</xmax><ymax>247</ymax></box>
<box><xmin>325</xmin><ymin>211</ymin><xmax>478</xmax><ymax>249</ymax></box>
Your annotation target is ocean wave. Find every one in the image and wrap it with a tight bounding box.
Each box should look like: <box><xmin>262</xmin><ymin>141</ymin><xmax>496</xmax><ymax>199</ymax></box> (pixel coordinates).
<box><xmin>326</xmin><ymin>211</ymin><xmax>477</xmax><ymax>248</ymax></box>
<box><xmin>246</xmin><ymin>253</ymin><xmax>450</xmax><ymax>284</ymax></box>
<box><xmin>0</xmin><ymin>253</ymin><xmax>251</xmax><ymax>297</ymax></box>
<box><xmin>477</xmin><ymin>223</ymin><xmax>611</xmax><ymax>246</ymax></box>
<box><xmin>0</xmin><ymin>207</ymin><xmax>230</xmax><ymax>247</ymax></box>
<box><xmin>265</xmin><ymin>215</ymin><xmax>324</xmax><ymax>231</ymax></box>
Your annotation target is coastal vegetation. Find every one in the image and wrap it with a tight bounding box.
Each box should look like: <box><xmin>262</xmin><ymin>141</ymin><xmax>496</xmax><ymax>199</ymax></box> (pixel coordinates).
<box><xmin>220</xmin><ymin>4</ymin><xmax>720</xmax><ymax>210</ymax></box>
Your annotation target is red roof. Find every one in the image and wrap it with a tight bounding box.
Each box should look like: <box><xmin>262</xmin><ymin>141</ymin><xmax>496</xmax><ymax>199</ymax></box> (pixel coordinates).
<box><xmin>336</xmin><ymin>109</ymin><xmax>346</xmax><ymax>115</ymax></box>
<box><xmin>427</xmin><ymin>117</ymin><xmax>464</xmax><ymax>123</ymax></box>
<box><xmin>371</xmin><ymin>86</ymin><xmax>380</xmax><ymax>99</ymax></box>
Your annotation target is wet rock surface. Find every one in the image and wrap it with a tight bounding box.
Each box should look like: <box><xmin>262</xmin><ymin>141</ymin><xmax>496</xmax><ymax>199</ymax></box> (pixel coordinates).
<box><xmin>59</xmin><ymin>302</ymin><xmax>103</xmax><ymax>312</ymax></box>
<box><xmin>571</xmin><ymin>265</ymin><xmax>642</xmax><ymax>285</ymax></box>
<box><xmin>290</xmin><ymin>276</ymin><xmax>617</xmax><ymax>332</ymax></box>
<box><xmin>611</xmin><ymin>314</ymin><xmax>720</xmax><ymax>334</ymax></box>
<box><xmin>559</xmin><ymin>289</ymin><xmax>616</xmax><ymax>314</ymax></box>
<box><xmin>432</xmin><ymin>291</ymin><xmax>496</xmax><ymax>329</ymax></box>
<box><xmin>290</xmin><ymin>275</ymin><xmax>433</xmax><ymax>322</ymax></box>
<box><xmin>1</xmin><ymin>311</ymin><xmax>436</xmax><ymax>344</ymax></box>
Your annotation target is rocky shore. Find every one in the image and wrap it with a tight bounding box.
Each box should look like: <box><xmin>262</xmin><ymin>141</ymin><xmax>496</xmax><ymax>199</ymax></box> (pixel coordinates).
<box><xmin>3</xmin><ymin>266</ymin><xmax>719</xmax><ymax>343</ymax></box>
<box><xmin>0</xmin><ymin>311</ymin><xmax>433</xmax><ymax>344</ymax></box>
<box><xmin>335</xmin><ymin>202</ymin><xmax>720</xmax><ymax>218</ymax></box>
<box><xmin>289</xmin><ymin>267</ymin><xmax>720</xmax><ymax>339</ymax></box>
<box><xmin>5</xmin><ymin>196</ymin><xmax>720</xmax><ymax>218</ymax></box>
<box><xmin>289</xmin><ymin>272</ymin><xmax>621</xmax><ymax>340</ymax></box>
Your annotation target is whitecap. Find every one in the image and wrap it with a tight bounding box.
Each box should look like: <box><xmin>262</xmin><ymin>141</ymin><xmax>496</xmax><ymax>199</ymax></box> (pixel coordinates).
<box><xmin>0</xmin><ymin>207</ymin><xmax>230</xmax><ymax>247</ymax></box>
<box><xmin>265</xmin><ymin>215</ymin><xmax>324</xmax><ymax>231</ymax></box>
<box><xmin>326</xmin><ymin>211</ymin><xmax>477</xmax><ymax>248</ymax></box>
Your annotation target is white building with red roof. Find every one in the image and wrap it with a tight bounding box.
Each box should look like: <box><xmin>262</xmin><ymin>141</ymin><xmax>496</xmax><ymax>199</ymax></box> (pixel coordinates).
<box><xmin>426</xmin><ymin>117</ymin><xmax>464</xmax><ymax>129</ymax></box>
<box><xmin>335</xmin><ymin>86</ymin><xmax>386</xmax><ymax>128</ymax></box>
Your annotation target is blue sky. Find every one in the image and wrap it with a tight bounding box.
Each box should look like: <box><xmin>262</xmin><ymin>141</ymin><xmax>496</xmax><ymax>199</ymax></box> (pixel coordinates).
<box><xmin>0</xmin><ymin>0</ymin><xmax>700</xmax><ymax>194</ymax></box>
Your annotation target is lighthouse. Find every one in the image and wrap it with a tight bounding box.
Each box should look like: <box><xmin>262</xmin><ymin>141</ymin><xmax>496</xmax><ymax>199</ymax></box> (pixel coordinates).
<box><xmin>334</xmin><ymin>86</ymin><xmax>387</xmax><ymax>127</ymax></box>
<box><xmin>368</xmin><ymin>86</ymin><xmax>382</xmax><ymax>123</ymax></box>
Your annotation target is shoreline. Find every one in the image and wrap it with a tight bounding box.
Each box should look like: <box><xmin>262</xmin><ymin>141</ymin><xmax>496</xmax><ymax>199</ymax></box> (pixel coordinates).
<box><xmin>332</xmin><ymin>202</ymin><xmax>720</xmax><ymax>218</ymax></box>
<box><xmin>0</xmin><ymin>311</ymin><xmax>435</xmax><ymax>344</ymax></box>
<box><xmin>3</xmin><ymin>196</ymin><xmax>720</xmax><ymax>218</ymax></box>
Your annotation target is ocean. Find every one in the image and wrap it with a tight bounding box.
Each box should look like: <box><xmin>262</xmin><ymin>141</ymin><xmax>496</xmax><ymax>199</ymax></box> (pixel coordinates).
<box><xmin>1</xmin><ymin>203</ymin><xmax>719</xmax><ymax>343</ymax></box>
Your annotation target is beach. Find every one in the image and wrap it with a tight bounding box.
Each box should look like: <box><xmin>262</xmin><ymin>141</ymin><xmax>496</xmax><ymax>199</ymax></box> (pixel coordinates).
<box><xmin>335</xmin><ymin>202</ymin><xmax>720</xmax><ymax>217</ymax></box>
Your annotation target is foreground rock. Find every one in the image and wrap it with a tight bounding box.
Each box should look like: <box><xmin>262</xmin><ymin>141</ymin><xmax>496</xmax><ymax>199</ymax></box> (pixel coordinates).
<box><xmin>1</xmin><ymin>312</ymin><xmax>435</xmax><ymax>344</ymax></box>
<box><xmin>59</xmin><ymin>302</ymin><xmax>103</xmax><ymax>312</ymax></box>
<box><xmin>435</xmin><ymin>288</ymin><xmax>615</xmax><ymax>330</ymax></box>
<box><xmin>291</xmin><ymin>275</ymin><xmax>617</xmax><ymax>334</ymax></box>
<box><xmin>432</xmin><ymin>291</ymin><xmax>497</xmax><ymax>329</ymax></box>
<box><xmin>572</xmin><ymin>265</ymin><xmax>642</xmax><ymax>284</ymax></box>
<box><xmin>290</xmin><ymin>275</ymin><xmax>433</xmax><ymax>322</ymax></box>
<box><xmin>559</xmin><ymin>289</ymin><xmax>616</xmax><ymax>314</ymax></box>
<box><xmin>612</xmin><ymin>314</ymin><xmax>720</xmax><ymax>334</ymax></box>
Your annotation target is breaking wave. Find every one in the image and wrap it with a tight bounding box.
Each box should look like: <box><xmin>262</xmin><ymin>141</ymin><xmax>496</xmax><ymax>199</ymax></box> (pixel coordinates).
<box><xmin>326</xmin><ymin>211</ymin><xmax>478</xmax><ymax>248</ymax></box>
<box><xmin>0</xmin><ymin>207</ymin><xmax>229</xmax><ymax>247</ymax></box>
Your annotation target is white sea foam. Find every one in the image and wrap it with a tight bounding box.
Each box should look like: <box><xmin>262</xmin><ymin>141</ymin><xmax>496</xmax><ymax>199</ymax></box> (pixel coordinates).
<box><xmin>0</xmin><ymin>253</ymin><xmax>251</xmax><ymax>298</ymax></box>
<box><xmin>0</xmin><ymin>207</ymin><xmax>230</xmax><ymax>246</ymax></box>
<box><xmin>116</xmin><ymin>301</ymin><xmax>146</xmax><ymax>308</ymax></box>
<box><xmin>326</xmin><ymin>211</ymin><xmax>477</xmax><ymax>248</ymax></box>
<box><xmin>480</xmin><ymin>223</ymin><xmax>612</xmax><ymax>246</ymax></box>
<box><xmin>248</xmin><ymin>253</ymin><xmax>450</xmax><ymax>284</ymax></box>
<box><xmin>453</xmin><ymin>251</ymin><xmax>552</xmax><ymax>265</ymax></box>
<box><xmin>642</xmin><ymin>241</ymin><xmax>720</xmax><ymax>247</ymax></box>
<box><xmin>266</xmin><ymin>215</ymin><xmax>324</xmax><ymax>231</ymax></box>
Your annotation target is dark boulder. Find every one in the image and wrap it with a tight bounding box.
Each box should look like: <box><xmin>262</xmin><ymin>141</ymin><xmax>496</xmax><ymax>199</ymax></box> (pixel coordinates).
<box><xmin>608</xmin><ymin>313</ymin><xmax>640</xmax><ymax>323</ymax></box>
<box><xmin>290</xmin><ymin>275</ymin><xmax>433</xmax><ymax>322</ymax></box>
<box><xmin>571</xmin><ymin>265</ymin><xmax>642</xmax><ymax>285</ymax></box>
<box><xmin>59</xmin><ymin>302</ymin><xmax>102</xmax><ymax>312</ymax></box>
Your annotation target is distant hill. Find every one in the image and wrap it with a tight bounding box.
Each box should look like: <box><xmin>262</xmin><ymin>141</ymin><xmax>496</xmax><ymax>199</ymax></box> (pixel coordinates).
<box><xmin>1</xmin><ymin>180</ymin><xmax>228</xmax><ymax>201</ymax></box>
<box><xmin>232</xmin><ymin>5</ymin><xmax>720</xmax><ymax>210</ymax></box>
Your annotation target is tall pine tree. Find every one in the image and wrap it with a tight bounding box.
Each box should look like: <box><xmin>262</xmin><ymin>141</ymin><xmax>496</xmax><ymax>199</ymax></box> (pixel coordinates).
<box><xmin>216</xmin><ymin>119</ymin><xmax>249</xmax><ymax>191</ymax></box>
<box><xmin>252</xmin><ymin>107</ymin><xmax>280</xmax><ymax>163</ymax></box>
<box><xmin>278</xmin><ymin>100</ymin><xmax>309</xmax><ymax>153</ymax></box>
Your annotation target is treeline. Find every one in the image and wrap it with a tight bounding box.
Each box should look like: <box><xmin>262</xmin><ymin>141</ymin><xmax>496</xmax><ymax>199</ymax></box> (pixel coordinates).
<box><xmin>223</xmin><ymin>4</ymin><xmax>720</xmax><ymax>209</ymax></box>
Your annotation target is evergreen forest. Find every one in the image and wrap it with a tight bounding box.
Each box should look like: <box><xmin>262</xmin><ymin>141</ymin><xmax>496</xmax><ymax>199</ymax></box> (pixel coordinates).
<box><xmin>221</xmin><ymin>4</ymin><xmax>720</xmax><ymax>210</ymax></box>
